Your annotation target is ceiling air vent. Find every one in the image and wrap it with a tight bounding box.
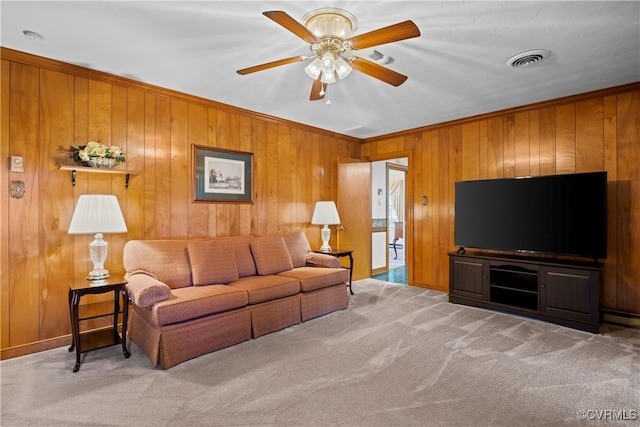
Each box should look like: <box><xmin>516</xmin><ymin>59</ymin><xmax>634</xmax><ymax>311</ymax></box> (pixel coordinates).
<box><xmin>369</xmin><ymin>50</ymin><xmax>395</xmax><ymax>65</ymax></box>
<box><xmin>506</xmin><ymin>49</ymin><xmax>551</xmax><ymax>68</ymax></box>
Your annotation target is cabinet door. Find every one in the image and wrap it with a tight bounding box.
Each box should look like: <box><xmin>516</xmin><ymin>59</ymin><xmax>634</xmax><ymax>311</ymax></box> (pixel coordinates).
<box><xmin>540</xmin><ymin>266</ymin><xmax>599</xmax><ymax>322</ymax></box>
<box><xmin>450</xmin><ymin>257</ymin><xmax>487</xmax><ymax>300</ymax></box>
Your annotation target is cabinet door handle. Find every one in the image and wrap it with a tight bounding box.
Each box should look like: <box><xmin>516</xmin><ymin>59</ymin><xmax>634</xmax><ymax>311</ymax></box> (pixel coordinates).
<box><xmin>541</xmin><ymin>283</ymin><xmax>545</xmax><ymax>288</ymax></box>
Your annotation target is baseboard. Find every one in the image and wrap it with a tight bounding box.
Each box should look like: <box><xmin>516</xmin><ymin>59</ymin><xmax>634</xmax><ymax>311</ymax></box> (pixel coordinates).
<box><xmin>601</xmin><ymin>309</ymin><xmax>640</xmax><ymax>329</ymax></box>
<box><xmin>1</xmin><ymin>324</ymin><xmax>124</xmax><ymax>360</ymax></box>
<box><xmin>1</xmin><ymin>335</ymin><xmax>71</xmax><ymax>360</ymax></box>
<box><xmin>372</xmin><ymin>267</ymin><xmax>387</xmax><ymax>275</ymax></box>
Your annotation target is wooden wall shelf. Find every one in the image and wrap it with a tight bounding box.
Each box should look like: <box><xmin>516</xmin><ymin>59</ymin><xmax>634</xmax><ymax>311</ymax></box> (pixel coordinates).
<box><xmin>59</xmin><ymin>165</ymin><xmax>142</xmax><ymax>189</ymax></box>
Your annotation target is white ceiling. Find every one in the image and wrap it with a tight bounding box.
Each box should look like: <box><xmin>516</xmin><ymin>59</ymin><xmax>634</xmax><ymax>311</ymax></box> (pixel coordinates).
<box><xmin>2</xmin><ymin>1</ymin><xmax>639</xmax><ymax>139</ymax></box>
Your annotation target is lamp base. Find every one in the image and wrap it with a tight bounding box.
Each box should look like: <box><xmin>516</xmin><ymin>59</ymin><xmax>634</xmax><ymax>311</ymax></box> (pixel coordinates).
<box><xmin>87</xmin><ymin>233</ymin><xmax>110</xmax><ymax>281</ymax></box>
<box><xmin>320</xmin><ymin>225</ymin><xmax>332</xmax><ymax>253</ymax></box>
<box><xmin>87</xmin><ymin>269</ymin><xmax>110</xmax><ymax>281</ymax></box>
<box><xmin>319</xmin><ymin>244</ymin><xmax>332</xmax><ymax>253</ymax></box>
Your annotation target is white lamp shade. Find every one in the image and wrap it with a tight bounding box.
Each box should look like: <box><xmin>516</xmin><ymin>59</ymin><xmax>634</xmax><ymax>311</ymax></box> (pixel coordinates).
<box><xmin>68</xmin><ymin>195</ymin><xmax>128</xmax><ymax>235</ymax></box>
<box><xmin>304</xmin><ymin>58</ymin><xmax>322</xmax><ymax>80</ymax></box>
<box><xmin>311</xmin><ymin>201</ymin><xmax>341</xmax><ymax>225</ymax></box>
<box><xmin>320</xmin><ymin>70</ymin><xmax>336</xmax><ymax>84</ymax></box>
<box><xmin>335</xmin><ymin>57</ymin><xmax>352</xmax><ymax>79</ymax></box>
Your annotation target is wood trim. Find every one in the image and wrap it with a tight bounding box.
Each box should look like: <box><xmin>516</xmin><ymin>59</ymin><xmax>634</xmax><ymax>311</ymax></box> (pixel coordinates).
<box><xmin>0</xmin><ymin>323</ymin><xmax>127</xmax><ymax>360</ymax></box>
<box><xmin>366</xmin><ymin>149</ymin><xmax>413</xmax><ymax>285</ymax></box>
<box><xmin>1</xmin><ymin>47</ymin><xmax>362</xmax><ymax>143</ymax></box>
<box><xmin>601</xmin><ymin>309</ymin><xmax>640</xmax><ymax>328</ymax></box>
<box><xmin>1</xmin><ymin>59</ymin><xmax>9</xmax><ymax>349</ymax></box>
<box><xmin>366</xmin><ymin>149</ymin><xmax>413</xmax><ymax>163</ymax></box>
<box><xmin>6</xmin><ymin>47</ymin><xmax>633</xmax><ymax>147</ymax></box>
<box><xmin>1</xmin><ymin>335</ymin><xmax>72</xmax><ymax>360</ymax></box>
<box><xmin>366</xmin><ymin>82</ymin><xmax>640</xmax><ymax>143</ymax></box>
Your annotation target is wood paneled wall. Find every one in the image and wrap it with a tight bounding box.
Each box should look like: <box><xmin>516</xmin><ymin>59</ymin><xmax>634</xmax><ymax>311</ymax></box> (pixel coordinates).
<box><xmin>0</xmin><ymin>49</ymin><xmax>360</xmax><ymax>357</ymax></box>
<box><xmin>1</xmin><ymin>47</ymin><xmax>638</xmax><ymax>359</ymax></box>
<box><xmin>362</xmin><ymin>84</ymin><xmax>640</xmax><ymax>316</ymax></box>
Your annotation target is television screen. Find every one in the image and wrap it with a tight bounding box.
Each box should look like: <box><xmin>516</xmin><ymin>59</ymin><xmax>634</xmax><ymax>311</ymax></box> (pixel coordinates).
<box><xmin>454</xmin><ymin>171</ymin><xmax>607</xmax><ymax>259</ymax></box>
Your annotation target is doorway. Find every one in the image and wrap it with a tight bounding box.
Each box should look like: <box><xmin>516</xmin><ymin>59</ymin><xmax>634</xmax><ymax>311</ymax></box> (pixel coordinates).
<box><xmin>371</xmin><ymin>158</ymin><xmax>408</xmax><ymax>284</ymax></box>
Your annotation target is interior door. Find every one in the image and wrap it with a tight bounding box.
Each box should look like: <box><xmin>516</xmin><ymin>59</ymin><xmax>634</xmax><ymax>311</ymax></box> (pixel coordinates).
<box><xmin>337</xmin><ymin>157</ymin><xmax>371</xmax><ymax>280</ymax></box>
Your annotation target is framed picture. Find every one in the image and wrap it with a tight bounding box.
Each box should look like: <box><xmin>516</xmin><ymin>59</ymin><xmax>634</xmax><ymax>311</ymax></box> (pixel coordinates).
<box><xmin>192</xmin><ymin>145</ymin><xmax>254</xmax><ymax>203</ymax></box>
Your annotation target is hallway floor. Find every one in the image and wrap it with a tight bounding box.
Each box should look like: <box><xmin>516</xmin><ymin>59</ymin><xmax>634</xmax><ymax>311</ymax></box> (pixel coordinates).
<box><xmin>372</xmin><ymin>243</ymin><xmax>407</xmax><ymax>285</ymax></box>
<box><xmin>372</xmin><ymin>265</ymin><xmax>407</xmax><ymax>284</ymax></box>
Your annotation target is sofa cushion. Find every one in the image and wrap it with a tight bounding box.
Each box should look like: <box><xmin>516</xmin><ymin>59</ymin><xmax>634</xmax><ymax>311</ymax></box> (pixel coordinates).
<box><xmin>217</xmin><ymin>236</ymin><xmax>257</xmax><ymax>278</ymax></box>
<box><xmin>228</xmin><ymin>275</ymin><xmax>300</xmax><ymax>304</ymax></box>
<box><xmin>281</xmin><ymin>231</ymin><xmax>311</xmax><ymax>268</ymax></box>
<box><xmin>188</xmin><ymin>239</ymin><xmax>239</xmax><ymax>285</ymax></box>
<box><xmin>278</xmin><ymin>267</ymin><xmax>349</xmax><ymax>292</ymax></box>
<box><xmin>250</xmin><ymin>236</ymin><xmax>293</xmax><ymax>276</ymax></box>
<box><xmin>123</xmin><ymin>240</ymin><xmax>192</xmax><ymax>289</ymax></box>
<box><xmin>125</xmin><ymin>271</ymin><xmax>172</xmax><ymax>308</ymax></box>
<box><xmin>150</xmin><ymin>285</ymin><xmax>249</xmax><ymax>327</ymax></box>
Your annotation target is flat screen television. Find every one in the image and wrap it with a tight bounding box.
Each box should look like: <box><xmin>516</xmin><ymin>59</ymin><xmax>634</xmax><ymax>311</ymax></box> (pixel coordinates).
<box><xmin>454</xmin><ymin>171</ymin><xmax>607</xmax><ymax>260</ymax></box>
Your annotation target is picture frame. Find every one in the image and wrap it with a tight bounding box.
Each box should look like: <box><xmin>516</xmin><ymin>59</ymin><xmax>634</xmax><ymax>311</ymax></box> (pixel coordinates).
<box><xmin>192</xmin><ymin>145</ymin><xmax>254</xmax><ymax>203</ymax></box>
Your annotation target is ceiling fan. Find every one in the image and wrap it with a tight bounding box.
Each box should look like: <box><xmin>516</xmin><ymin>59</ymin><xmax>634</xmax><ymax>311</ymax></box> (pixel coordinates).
<box><xmin>236</xmin><ymin>9</ymin><xmax>421</xmax><ymax>101</ymax></box>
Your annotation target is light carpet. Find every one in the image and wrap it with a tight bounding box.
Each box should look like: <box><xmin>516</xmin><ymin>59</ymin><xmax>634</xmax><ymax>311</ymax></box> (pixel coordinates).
<box><xmin>2</xmin><ymin>279</ymin><xmax>639</xmax><ymax>426</ymax></box>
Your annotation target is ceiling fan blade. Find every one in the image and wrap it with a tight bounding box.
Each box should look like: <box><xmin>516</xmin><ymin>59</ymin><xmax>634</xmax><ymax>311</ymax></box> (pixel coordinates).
<box><xmin>263</xmin><ymin>11</ymin><xmax>320</xmax><ymax>44</ymax></box>
<box><xmin>346</xmin><ymin>20</ymin><xmax>420</xmax><ymax>50</ymax></box>
<box><xmin>310</xmin><ymin>77</ymin><xmax>326</xmax><ymax>101</ymax></box>
<box><xmin>349</xmin><ymin>57</ymin><xmax>408</xmax><ymax>86</ymax></box>
<box><xmin>237</xmin><ymin>56</ymin><xmax>307</xmax><ymax>75</ymax></box>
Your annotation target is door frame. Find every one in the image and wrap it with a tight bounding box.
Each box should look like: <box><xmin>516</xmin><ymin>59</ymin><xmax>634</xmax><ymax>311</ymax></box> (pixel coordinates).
<box><xmin>387</xmin><ymin>162</ymin><xmax>408</xmax><ymax>270</ymax></box>
<box><xmin>367</xmin><ymin>150</ymin><xmax>413</xmax><ymax>285</ymax></box>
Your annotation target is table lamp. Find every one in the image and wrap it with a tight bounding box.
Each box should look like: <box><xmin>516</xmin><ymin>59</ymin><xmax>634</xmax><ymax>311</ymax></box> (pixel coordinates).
<box><xmin>311</xmin><ymin>201</ymin><xmax>341</xmax><ymax>252</ymax></box>
<box><xmin>68</xmin><ymin>194</ymin><xmax>128</xmax><ymax>280</ymax></box>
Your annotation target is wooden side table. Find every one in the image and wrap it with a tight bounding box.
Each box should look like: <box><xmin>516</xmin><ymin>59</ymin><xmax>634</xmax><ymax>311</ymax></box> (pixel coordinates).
<box><xmin>68</xmin><ymin>275</ymin><xmax>130</xmax><ymax>372</ymax></box>
<box><xmin>313</xmin><ymin>249</ymin><xmax>354</xmax><ymax>295</ymax></box>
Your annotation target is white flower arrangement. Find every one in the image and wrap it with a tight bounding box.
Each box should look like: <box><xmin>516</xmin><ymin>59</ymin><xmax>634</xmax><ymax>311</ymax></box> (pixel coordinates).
<box><xmin>71</xmin><ymin>141</ymin><xmax>125</xmax><ymax>167</ymax></box>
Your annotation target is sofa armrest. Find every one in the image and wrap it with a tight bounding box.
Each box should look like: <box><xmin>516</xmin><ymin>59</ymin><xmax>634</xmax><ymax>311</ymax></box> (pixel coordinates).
<box><xmin>125</xmin><ymin>270</ymin><xmax>172</xmax><ymax>308</ymax></box>
<box><xmin>305</xmin><ymin>252</ymin><xmax>341</xmax><ymax>268</ymax></box>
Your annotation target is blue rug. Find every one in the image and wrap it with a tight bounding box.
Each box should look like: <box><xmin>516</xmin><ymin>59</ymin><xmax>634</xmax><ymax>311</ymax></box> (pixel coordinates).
<box><xmin>372</xmin><ymin>266</ymin><xmax>407</xmax><ymax>284</ymax></box>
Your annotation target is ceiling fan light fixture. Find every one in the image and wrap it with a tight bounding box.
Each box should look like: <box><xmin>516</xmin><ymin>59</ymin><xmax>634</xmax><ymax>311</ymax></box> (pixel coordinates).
<box><xmin>335</xmin><ymin>56</ymin><xmax>352</xmax><ymax>79</ymax></box>
<box><xmin>304</xmin><ymin>58</ymin><xmax>322</xmax><ymax>80</ymax></box>
<box><xmin>301</xmin><ymin>8</ymin><xmax>358</xmax><ymax>39</ymax></box>
<box><xmin>320</xmin><ymin>52</ymin><xmax>336</xmax><ymax>74</ymax></box>
<box><xmin>321</xmin><ymin>70</ymin><xmax>336</xmax><ymax>84</ymax></box>
<box><xmin>239</xmin><ymin>9</ymin><xmax>419</xmax><ymax>101</ymax></box>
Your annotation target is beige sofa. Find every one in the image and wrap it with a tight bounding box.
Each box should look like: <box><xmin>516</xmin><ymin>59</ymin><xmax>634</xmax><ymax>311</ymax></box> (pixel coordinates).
<box><xmin>122</xmin><ymin>231</ymin><xmax>349</xmax><ymax>368</ymax></box>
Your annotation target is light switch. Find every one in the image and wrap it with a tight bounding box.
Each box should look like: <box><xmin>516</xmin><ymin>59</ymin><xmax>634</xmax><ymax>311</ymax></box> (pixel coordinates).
<box><xmin>10</xmin><ymin>156</ymin><xmax>24</xmax><ymax>173</ymax></box>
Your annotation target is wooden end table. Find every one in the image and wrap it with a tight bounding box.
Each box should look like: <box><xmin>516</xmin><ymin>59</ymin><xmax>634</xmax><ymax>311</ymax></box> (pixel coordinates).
<box><xmin>313</xmin><ymin>249</ymin><xmax>354</xmax><ymax>295</ymax></box>
<box><xmin>68</xmin><ymin>275</ymin><xmax>130</xmax><ymax>372</ymax></box>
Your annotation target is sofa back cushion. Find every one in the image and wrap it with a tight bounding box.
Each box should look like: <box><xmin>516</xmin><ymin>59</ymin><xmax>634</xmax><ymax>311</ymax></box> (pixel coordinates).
<box><xmin>250</xmin><ymin>236</ymin><xmax>293</xmax><ymax>276</ymax></box>
<box><xmin>281</xmin><ymin>231</ymin><xmax>311</xmax><ymax>268</ymax></box>
<box><xmin>217</xmin><ymin>236</ymin><xmax>257</xmax><ymax>278</ymax></box>
<box><xmin>188</xmin><ymin>239</ymin><xmax>239</xmax><ymax>285</ymax></box>
<box><xmin>123</xmin><ymin>240</ymin><xmax>192</xmax><ymax>289</ymax></box>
